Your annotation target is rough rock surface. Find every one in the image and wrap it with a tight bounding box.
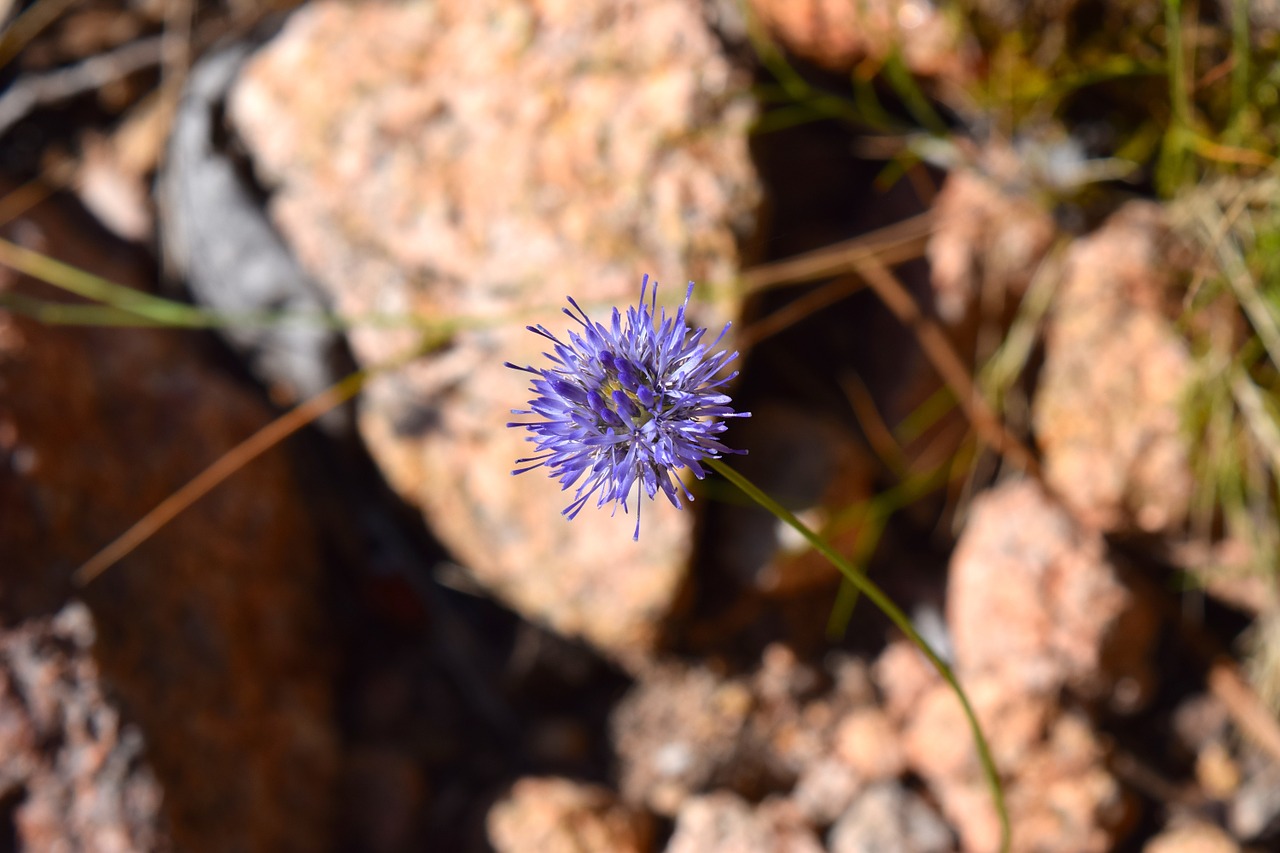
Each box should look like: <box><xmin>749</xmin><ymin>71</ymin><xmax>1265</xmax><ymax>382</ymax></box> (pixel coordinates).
<box><xmin>229</xmin><ymin>0</ymin><xmax>760</xmax><ymax>663</ymax></box>
<box><xmin>1144</xmin><ymin>822</ymin><xmax>1242</xmax><ymax>853</ymax></box>
<box><xmin>612</xmin><ymin>663</ymin><xmax>756</xmax><ymax>815</ymax></box>
<box><xmin>927</xmin><ymin>161</ymin><xmax>1057</xmax><ymax>324</ymax></box>
<box><xmin>612</xmin><ymin>645</ymin><xmax>879</xmax><ymax>819</ymax></box>
<box><xmin>487</xmin><ymin>777</ymin><xmax>653</xmax><ymax>853</ymax></box>
<box><xmin>0</xmin><ymin>203</ymin><xmax>338</xmax><ymax>851</ymax></box>
<box><xmin>749</xmin><ymin>0</ymin><xmax>974</xmax><ymax>77</ymax></box>
<box><xmin>0</xmin><ymin>604</ymin><xmax>168</xmax><ymax>852</ymax></box>
<box><xmin>1033</xmin><ymin>202</ymin><xmax>1194</xmax><ymax>533</ymax></box>
<box><xmin>899</xmin><ymin>678</ymin><xmax>1126</xmax><ymax>853</ymax></box>
<box><xmin>948</xmin><ymin>480</ymin><xmax>1158</xmax><ymax>703</ymax></box>
<box><xmin>666</xmin><ymin>792</ymin><xmax>824</xmax><ymax>853</ymax></box>
<box><xmin>876</xmin><ymin>479</ymin><xmax>1154</xmax><ymax>852</ymax></box>
<box><xmin>828</xmin><ymin>781</ymin><xmax>952</xmax><ymax>853</ymax></box>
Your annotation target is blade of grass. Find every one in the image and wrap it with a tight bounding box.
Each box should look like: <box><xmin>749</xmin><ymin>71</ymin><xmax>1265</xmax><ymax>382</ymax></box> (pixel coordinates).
<box><xmin>0</xmin><ymin>236</ymin><xmax>213</xmax><ymax>326</ymax></box>
<box><xmin>0</xmin><ymin>0</ymin><xmax>79</xmax><ymax>70</ymax></box>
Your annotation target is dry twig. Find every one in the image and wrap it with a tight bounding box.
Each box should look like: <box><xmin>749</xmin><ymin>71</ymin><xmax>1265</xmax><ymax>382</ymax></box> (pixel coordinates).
<box><xmin>0</xmin><ymin>35</ymin><xmax>165</xmax><ymax>137</ymax></box>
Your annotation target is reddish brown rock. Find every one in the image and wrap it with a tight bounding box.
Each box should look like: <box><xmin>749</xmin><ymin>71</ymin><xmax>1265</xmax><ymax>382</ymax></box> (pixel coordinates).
<box><xmin>229</xmin><ymin>0</ymin><xmax>759</xmax><ymax>664</ymax></box>
<box><xmin>487</xmin><ymin>777</ymin><xmax>653</xmax><ymax>853</ymax></box>
<box><xmin>1033</xmin><ymin>202</ymin><xmax>1193</xmax><ymax>534</ymax></box>
<box><xmin>0</xmin><ymin>203</ymin><xmax>338</xmax><ymax>850</ymax></box>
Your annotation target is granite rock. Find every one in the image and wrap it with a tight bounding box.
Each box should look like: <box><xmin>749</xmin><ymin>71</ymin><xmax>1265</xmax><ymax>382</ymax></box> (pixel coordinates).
<box><xmin>748</xmin><ymin>0</ymin><xmax>974</xmax><ymax>78</ymax></box>
<box><xmin>487</xmin><ymin>777</ymin><xmax>653</xmax><ymax>853</ymax></box>
<box><xmin>229</xmin><ymin>0</ymin><xmax>760</xmax><ymax>664</ymax></box>
<box><xmin>1034</xmin><ymin>202</ymin><xmax>1194</xmax><ymax>534</ymax></box>
<box><xmin>0</xmin><ymin>604</ymin><xmax>168</xmax><ymax>852</ymax></box>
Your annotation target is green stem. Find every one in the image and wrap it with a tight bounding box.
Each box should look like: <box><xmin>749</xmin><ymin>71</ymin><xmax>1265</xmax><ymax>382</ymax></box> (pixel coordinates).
<box><xmin>708</xmin><ymin>458</ymin><xmax>1010</xmax><ymax>853</ymax></box>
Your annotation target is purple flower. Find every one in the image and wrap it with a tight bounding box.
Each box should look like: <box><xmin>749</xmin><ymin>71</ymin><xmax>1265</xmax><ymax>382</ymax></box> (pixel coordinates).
<box><xmin>506</xmin><ymin>275</ymin><xmax>749</xmax><ymax>539</ymax></box>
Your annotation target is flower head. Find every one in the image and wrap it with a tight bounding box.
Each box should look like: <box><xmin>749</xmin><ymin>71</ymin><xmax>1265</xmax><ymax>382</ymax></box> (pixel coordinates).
<box><xmin>506</xmin><ymin>275</ymin><xmax>749</xmax><ymax>539</ymax></box>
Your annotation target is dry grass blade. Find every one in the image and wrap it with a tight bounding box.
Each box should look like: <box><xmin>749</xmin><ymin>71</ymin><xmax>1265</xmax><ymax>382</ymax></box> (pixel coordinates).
<box><xmin>1209</xmin><ymin>656</ymin><xmax>1280</xmax><ymax>764</ymax></box>
<box><xmin>738</xmin><ymin>271</ymin><xmax>867</xmax><ymax>348</ymax></box>
<box><xmin>75</xmin><ymin>367</ymin><xmax>369</xmax><ymax>585</ymax></box>
<box><xmin>852</xmin><ymin>252</ymin><xmax>1043</xmax><ymax>479</ymax></box>
<box><xmin>1232</xmin><ymin>371</ymin><xmax>1280</xmax><ymax>477</ymax></box>
<box><xmin>0</xmin><ymin>0</ymin><xmax>79</xmax><ymax>70</ymax></box>
<box><xmin>742</xmin><ymin>211</ymin><xmax>934</xmax><ymax>292</ymax></box>
<box><xmin>0</xmin><ymin>36</ymin><xmax>165</xmax><ymax>136</ymax></box>
<box><xmin>841</xmin><ymin>371</ymin><xmax>908</xmax><ymax>476</ymax></box>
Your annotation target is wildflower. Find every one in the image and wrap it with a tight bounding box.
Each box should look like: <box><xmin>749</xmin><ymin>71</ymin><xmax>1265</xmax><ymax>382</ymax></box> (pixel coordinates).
<box><xmin>506</xmin><ymin>275</ymin><xmax>748</xmax><ymax>539</ymax></box>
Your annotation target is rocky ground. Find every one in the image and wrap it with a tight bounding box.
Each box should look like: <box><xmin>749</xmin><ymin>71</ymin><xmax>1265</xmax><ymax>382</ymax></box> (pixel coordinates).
<box><xmin>2</xmin><ymin>1</ymin><xmax>1280</xmax><ymax>851</ymax></box>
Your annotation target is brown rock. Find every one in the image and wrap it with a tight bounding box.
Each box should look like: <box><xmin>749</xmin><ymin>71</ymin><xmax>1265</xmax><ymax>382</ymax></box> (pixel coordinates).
<box><xmin>0</xmin><ymin>604</ymin><xmax>168</xmax><ymax>852</ymax></box>
<box><xmin>666</xmin><ymin>792</ymin><xmax>824</xmax><ymax>853</ymax></box>
<box><xmin>0</xmin><ymin>201</ymin><xmax>338</xmax><ymax>850</ymax></box>
<box><xmin>1034</xmin><ymin>202</ymin><xmax>1193</xmax><ymax>534</ymax></box>
<box><xmin>748</xmin><ymin>0</ymin><xmax>974</xmax><ymax>77</ymax></box>
<box><xmin>229</xmin><ymin>0</ymin><xmax>760</xmax><ymax>664</ymax></box>
<box><xmin>487</xmin><ymin>777</ymin><xmax>652</xmax><ymax>853</ymax></box>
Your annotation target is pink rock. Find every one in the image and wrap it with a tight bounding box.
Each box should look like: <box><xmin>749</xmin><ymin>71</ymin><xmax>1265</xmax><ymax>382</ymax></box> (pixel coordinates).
<box><xmin>666</xmin><ymin>792</ymin><xmax>824</xmax><ymax>853</ymax></box>
<box><xmin>873</xmin><ymin>640</ymin><xmax>939</xmax><ymax>725</ymax></box>
<box><xmin>487</xmin><ymin>777</ymin><xmax>652</xmax><ymax>853</ymax></box>
<box><xmin>612</xmin><ymin>663</ymin><xmax>755</xmax><ymax>815</ymax></box>
<box><xmin>0</xmin><ymin>605</ymin><xmax>167</xmax><ymax>852</ymax></box>
<box><xmin>927</xmin><ymin>163</ymin><xmax>1057</xmax><ymax>324</ymax></box>
<box><xmin>948</xmin><ymin>480</ymin><xmax>1157</xmax><ymax>703</ymax></box>
<box><xmin>833</xmin><ymin>707</ymin><xmax>905</xmax><ymax>781</ymax></box>
<box><xmin>1144</xmin><ymin>822</ymin><xmax>1241</xmax><ymax>853</ymax></box>
<box><xmin>748</xmin><ymin>0</ymin><xmax>975</xmax><ymax>78</ymax></box>
<box><xmin>887</xmin><ymin>479</ymin><xmax>1148</xmax><ymax>852</ymax></box>
<box><xmin>902</xmin><ymin>678</ymin><xmax>1125</xmax><ymax>853</ymax></box>
<box><xmin>1034</xmin><ymin>202</ymin><xmax>1193</xmax><ymax>534</ymax></box>
<box><xmin>828</xmin><ymin>781</ymin><xmax>953</xmax><ymax>853</ymax></box>
<box><xmin>229</xmin><ymin>0</ymin><xmax>759</xmax><ymax>664</ymax></box>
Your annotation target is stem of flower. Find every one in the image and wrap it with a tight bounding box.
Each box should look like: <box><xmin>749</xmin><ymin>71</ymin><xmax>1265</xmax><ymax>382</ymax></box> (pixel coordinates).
<box><xmin>707</xmin><ymin>457</ymin><xmax>1010</xmax><ymax>853</ymax></box>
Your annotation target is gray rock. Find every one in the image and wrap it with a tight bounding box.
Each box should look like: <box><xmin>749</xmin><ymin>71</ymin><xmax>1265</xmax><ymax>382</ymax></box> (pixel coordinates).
<box><xmin>160</xmin><ymin>41</ymin><xmax>353</xmax><ymax>433</ymax></box>
<box><xmin>829</xmin><ymin>782</ymin><xmax>953</xmax><ymax>853</ymax></box>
